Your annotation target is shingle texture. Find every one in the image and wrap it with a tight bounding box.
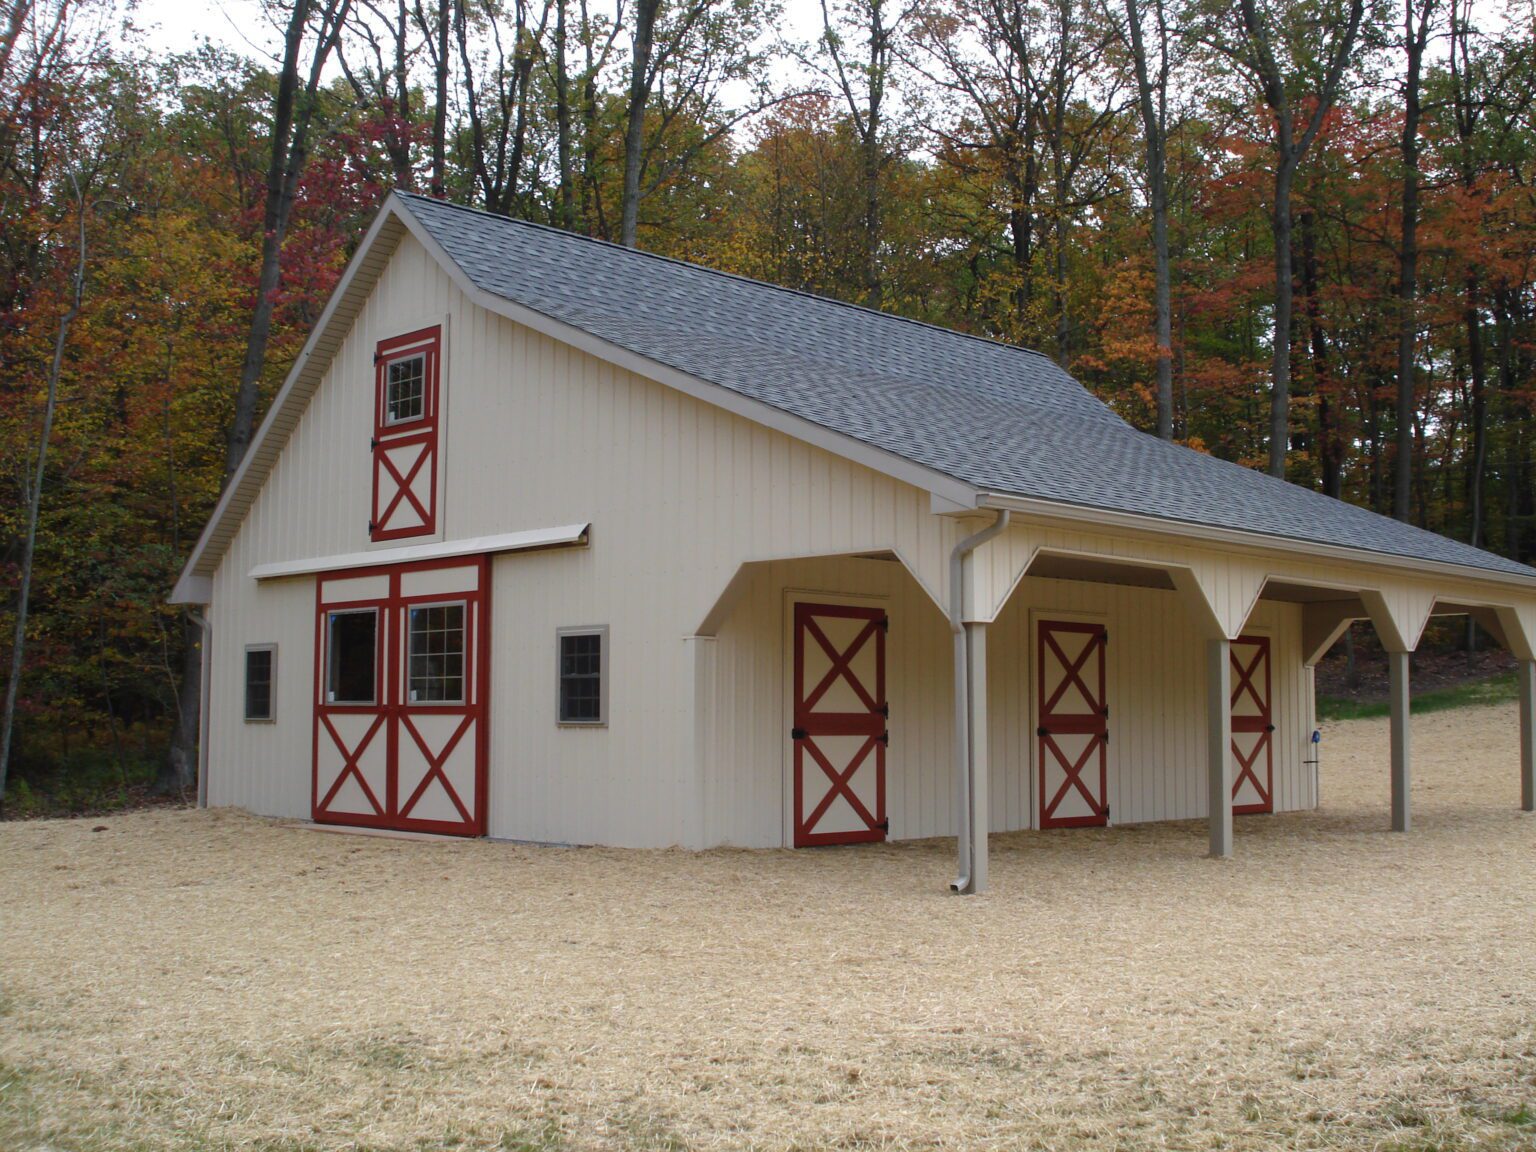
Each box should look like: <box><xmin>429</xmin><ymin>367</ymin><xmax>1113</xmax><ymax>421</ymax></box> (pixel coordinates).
<box><xmin>403</xmin><ymin>193</ymin><xmax>1535</xmax><ymax>579</ymax></box>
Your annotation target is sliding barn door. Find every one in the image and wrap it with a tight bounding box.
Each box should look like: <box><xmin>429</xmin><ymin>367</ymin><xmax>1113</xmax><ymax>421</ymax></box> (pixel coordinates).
<box><xmin>313</xmin><ymin>557</ymin><xmax>489</xmax><ymax>836</ymax></box>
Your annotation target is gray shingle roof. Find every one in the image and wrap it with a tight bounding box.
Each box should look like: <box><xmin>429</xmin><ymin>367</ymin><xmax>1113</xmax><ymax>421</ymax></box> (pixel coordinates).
<box><xmin>402</xmin><ymin>193</ymin><xmax>1535</xmax><ymax>580</ymax></box>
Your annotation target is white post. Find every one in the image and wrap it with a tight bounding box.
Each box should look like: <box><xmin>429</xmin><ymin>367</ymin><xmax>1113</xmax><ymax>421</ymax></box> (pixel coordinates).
<box><xmin>683</xmin><ymin>635</ymin><xmax>716</xmax><ymax>850</ymax></box>
<box><xmin>1520</xmin><ymin>660</ymin><xmax>1535</xmax><ymax>814</ymax></box>
<box><xmin>1207</xmin><ymin>636</ymin><xmax>1232</xmax><ymax>858</ymax></box>
<box><xmin>967</xmin><ymin>621</ymin><xmax>990</xmax><ymax>893</ymax></box>
<box><xmin>1389</xmin><ymin>649</ymin><xmax>1411</xmax><ymax>832</ymax></box>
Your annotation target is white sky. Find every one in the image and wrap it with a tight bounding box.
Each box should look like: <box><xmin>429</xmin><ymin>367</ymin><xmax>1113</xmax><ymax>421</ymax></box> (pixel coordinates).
<box><xmin>124</xmin><ymin>0</ymin><xmax>831</xmax><ymax>76</ymax></box>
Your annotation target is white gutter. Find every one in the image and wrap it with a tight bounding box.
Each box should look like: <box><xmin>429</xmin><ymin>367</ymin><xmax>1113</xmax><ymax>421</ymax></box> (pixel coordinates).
<box><xmin>949</xmin><ymin>509</ymin><xmax>1010</xmax><ymax>895</ymax></box>
<box><xmin>976</xmin><ymin>491</ymin><xmax>1536</xmax><ymax>593</ymax></box>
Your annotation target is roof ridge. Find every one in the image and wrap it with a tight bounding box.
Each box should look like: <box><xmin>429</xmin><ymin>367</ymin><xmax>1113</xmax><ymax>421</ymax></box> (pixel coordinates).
<box><xmin>393</xmin><ymin>190</ymin><xmax>1065</xmax><ymax>370</ymax></box>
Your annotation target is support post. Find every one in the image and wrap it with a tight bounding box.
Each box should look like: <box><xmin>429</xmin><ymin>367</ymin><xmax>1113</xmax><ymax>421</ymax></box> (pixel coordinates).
<box><xmin>1521</xmin><ymin>660</ymin><xmax>1535</xmax><ymax>813</ymax></box>
<box><xmin>1207</xmin><ymin>636</ymin><xmax>1232</xmax><ymax>858</ymax></box>
<box><xmin>1389</xmin><ymin>649</ymin><xmax>1411</xmax><ymax>832</ymax></box>
<box><xmin>966</xmin><ymin>621</ymin><xmax>990</xmax><ymax>893</ymax></box>
<box><xmin>684</xmin><ymin>635</ymin><xmax>717</xmax><ymax>850</ymax></box>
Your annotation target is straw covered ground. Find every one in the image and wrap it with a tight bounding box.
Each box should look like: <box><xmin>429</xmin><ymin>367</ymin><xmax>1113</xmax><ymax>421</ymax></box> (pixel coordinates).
<box><xmin>3</xmin><ymin>704</ymin><xmax>1535</xmax><ymax>1152</ymax></box>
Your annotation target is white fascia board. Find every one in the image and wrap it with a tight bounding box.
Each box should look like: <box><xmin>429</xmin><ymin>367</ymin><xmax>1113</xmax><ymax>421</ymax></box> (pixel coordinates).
<box><xmin>169</xmin><ymin>203</ymin><xmax>410</xmax><ymax>599</ymax></box>
<box><xmin>248</xmin><ymin>524</ymin><xmax>590</xmax><ymax>581</ymax></box>
<box><xmin>392</xmin><ymin>208</ymin><xmax>980</xmax><ymax>511</ymax></box>
<box><xmin>976</xmin><ymin>490</ymin><xmax>1536</xmax><ymax>595</ymax></box>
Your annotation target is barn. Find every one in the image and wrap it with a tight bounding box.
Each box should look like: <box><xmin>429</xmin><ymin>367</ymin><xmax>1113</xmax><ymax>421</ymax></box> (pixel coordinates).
<box><xmin>171</xmin><ymin>192</ymin><xmax>1536</xmax><ymax>892</ymax></box>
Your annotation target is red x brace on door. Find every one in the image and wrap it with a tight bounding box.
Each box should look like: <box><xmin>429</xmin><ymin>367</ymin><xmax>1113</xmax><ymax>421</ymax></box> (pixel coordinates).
<box><xmin>1038</xmin><ymin>620</ymin><xmax>1109</xmax><ymax>829</ymax></box>
<box><xmin>791</xmin><ymin>603</ymin><xmax>888</xmax><ymax>846</ymax></box>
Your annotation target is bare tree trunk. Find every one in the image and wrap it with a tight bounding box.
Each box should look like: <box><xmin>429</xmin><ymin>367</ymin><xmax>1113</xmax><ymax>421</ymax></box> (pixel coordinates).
<box><xmin>620</xmin><ymin>0</ymin><xmax>660</xmax><ymax>247</ymax></box>
<box><xmin>225</xmin><ymin>0</ymin><xmax>350</xmax><ymax>483</ymax></box>
<box><xmin>1268</xmin><ymin>157</ymin><xmax>1295</xmax><ymax>477</ymax></box>
<box><xmin>1299</xmin><ymin>211</ymin><xmax>1340</xmax><ymax>496</ymax></box>
<box><xmin>431</xmin><ymin>0</ymin><xmax>450</xmax><ymax>196</ymax></box>
<box><xmin>1123</xmin><ymin>0</ymin><xmax>1173</xmax><ymax>438</ymax></box>
<box><xmin>555</xmin><ymin>0</ymin><xmax>575</xmax><ymax>227</ymax></box>
<box><xmin>1466</xmin><ymin>274</ymin><xmax>1489</xmax><ymax>546</ymax></box>
<box><xmin>1231</xmin><ymin>0</ymin><xmax>1365</xmax><ymax>479</ymax></box>
<box><xmin>1393</xmin><ymin>0</ymin><xmax>1434</xmax><ymax>521</ymax></box>
<box><xmin>0</xmin><ymin>181</ymin><xmax>86</xmax><ymax>806</ymax></box>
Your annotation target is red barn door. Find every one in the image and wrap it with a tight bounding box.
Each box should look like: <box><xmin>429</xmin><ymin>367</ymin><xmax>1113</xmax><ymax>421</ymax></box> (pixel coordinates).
<box><xmin>313</xmin><ymin>556</ymin><xmax>488</xmax><ymax>836</ymax></box>
<box><xmin>1038</xmin><ymin>620</ymin><xmax>1109</xmax><ymax>829</ymax></box>
<box><xmin>791</xmin><ymin>602</ymin><xmax>888</xmax><ymax>846</ymax></box>
<box><xmin>1230</xmin><ymin>635</ymin><xmax>1274</xmax><ymax>814</ymax></box>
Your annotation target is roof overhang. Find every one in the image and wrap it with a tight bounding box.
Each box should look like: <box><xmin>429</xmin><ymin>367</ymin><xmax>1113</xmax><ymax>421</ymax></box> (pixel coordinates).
<box><xmin>975</xmin><ymin>490</ymin><xmax>1536</xmax><ymax>593</ymax></box>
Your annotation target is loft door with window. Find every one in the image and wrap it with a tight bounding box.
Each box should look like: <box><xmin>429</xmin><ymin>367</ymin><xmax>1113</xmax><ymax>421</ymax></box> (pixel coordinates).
<box><xmin>370</xmin><ymin>327</ymin><xmax>442</xmax><ymax>541</ymax></box>
<box><xmin>313</xmin><ymin>556</ymin><xmax>488</xmax><ymax>835</ymax></box>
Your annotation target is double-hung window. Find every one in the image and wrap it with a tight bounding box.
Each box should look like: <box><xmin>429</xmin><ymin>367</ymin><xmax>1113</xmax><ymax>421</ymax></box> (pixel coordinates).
<box><xmin>244</xmin><ymin>645</ymin><xmax>276</xmax><ymax>721</ymax></box>
<box><xmin>557</xmin><ymin>627</ymin><xmax>607</xmax><ymax>725</ymax></box>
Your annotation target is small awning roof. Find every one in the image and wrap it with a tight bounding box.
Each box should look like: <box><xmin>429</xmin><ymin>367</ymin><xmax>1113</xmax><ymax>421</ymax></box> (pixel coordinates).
<box><xmin>170</xmin><ymin>524</ymin><xmax>588</xmax><ymax>603</ymax></box>
<box><xmin>248</xmin><ymin>524</ymin><xmax>589</xmax><ymax>581</ymax></box>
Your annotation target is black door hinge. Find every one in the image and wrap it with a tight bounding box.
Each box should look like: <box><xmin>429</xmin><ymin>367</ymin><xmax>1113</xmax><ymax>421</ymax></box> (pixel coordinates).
<box><xmin>367</xmin><ymin>520</ymin><xmax>378</xmax><ymax>534</ymax></box>
<box><xmin>1265</xmin><ymin>723</ymin><xmax>1276</xmax><ymax>732</ymax></box>
<box><xmin>877</xmin><ymin>817</ymin><xmax>890</xmax><ymax>833</ymax></box>
<box><xmin>876</xmin><ymin>702</ymin><xmax>890</xmax><ymax>717</ymax></box>
<box><xmin>370</xmin><ymin>436</ymin><xmax>378</xmax><ymax>450</ymax></box>
<box><xmin>1037</xmin><ymin>726</ymin><xmax>1049</xmax><ymax>738</ymax></box>
<box><xmin>879</xmin><ymin>616</ymin><xmax>890</xmax><ymax>633</ymax></box>
<box><xmin>1101</xmin><ymin>705</ymin><xmax>1110</xmax><ymax>718</ymax></box>
<box><xmin>791</xmin><ymin>727</ymin><xmax>808</xmax><ymax>740</ymax></box>
<box><xmin>878</xmin><ymin>730</ymin><xmax>890</xmax><ymax>745</ymax></box>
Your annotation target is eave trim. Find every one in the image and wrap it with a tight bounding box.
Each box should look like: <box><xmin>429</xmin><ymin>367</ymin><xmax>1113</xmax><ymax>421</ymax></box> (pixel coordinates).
<box><xmin>977</xmin><ymin>491</ymin><xmax>1536</xmax><ymax>593</ymax></box>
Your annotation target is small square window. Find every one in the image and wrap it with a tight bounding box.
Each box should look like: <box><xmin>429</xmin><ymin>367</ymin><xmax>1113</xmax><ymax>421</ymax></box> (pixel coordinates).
<box><xmin>386</xmin><ymin>354</ymin><xmax>425</xmax><ymax>424</ymax></box>
<box><xmin>408</xmin><ymin>602</ymin><xmax>465</xmax><ymax>703</ymax></box>
<box><xmin>245</xmin><ymin>645</ymin><xmax>275</xmax><ymax>721</ymax></box>
<box><xmin>557</xmin><ymin>627</ymin><xmax>607</xmax><ymax>725</ymax></box>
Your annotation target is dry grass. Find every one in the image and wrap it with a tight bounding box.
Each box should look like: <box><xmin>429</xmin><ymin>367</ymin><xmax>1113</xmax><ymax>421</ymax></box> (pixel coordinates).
<box><xmin>3</xmin><ymin>705</ymin><xmax>1535</xmax><ymax>1151</ymax></box>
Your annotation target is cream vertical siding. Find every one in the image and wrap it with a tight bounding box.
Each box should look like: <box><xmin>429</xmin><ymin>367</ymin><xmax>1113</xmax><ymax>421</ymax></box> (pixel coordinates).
<box><xmin>986</xmin><ymin>583</ymin><xmax>1309</xmax><ymax>828</ymax></box>
<box><xmin>696</xmin><ymin>561</ymin><xmax>1312</xmax><ymax>848</ymax></box>
<box><xmin>203</xmin><ymin>229</ymin><xmax>1517</xmax><ymax>849</ymax></box>
<box><xmin>700</xmin><ymin>556</ymin><xmax>955</xmax><ymax>848</ymax></box>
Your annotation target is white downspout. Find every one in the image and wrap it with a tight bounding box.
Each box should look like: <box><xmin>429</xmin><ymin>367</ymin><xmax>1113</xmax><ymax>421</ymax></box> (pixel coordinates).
<box><xmin>949</xmin><ymin>509</ymin><xmax>1010</xmax><ymax>894</ymax></box>
<box><xmin>190</xmin><ymin>609</ymin><xmax>212</xmax><ymax>809</ymax></box>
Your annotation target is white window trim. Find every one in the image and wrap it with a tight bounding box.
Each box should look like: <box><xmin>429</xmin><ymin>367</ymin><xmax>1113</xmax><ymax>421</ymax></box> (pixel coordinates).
<box><xmin>243</xmin><ymin>643</ymin><xmax>277</xmax><ymax>723</ymax></box>
<box><xmin>326</xmin><ymin>607</ymin><xmax>380</xmax><ymax>705</ymax></box>
<box><xmin>406</xmin><ymin>599</ymin><xmax>468</xmax><ymax>706</ymax></box>
<box><xmin>556</xmin><ymin>625</ymin><xmax>609</xmax><ymax>727</ymax></box>
<box><xmin>383</xmin><ymin>350</ymin><xmax>428</xmax><ymax>426</ymax></box>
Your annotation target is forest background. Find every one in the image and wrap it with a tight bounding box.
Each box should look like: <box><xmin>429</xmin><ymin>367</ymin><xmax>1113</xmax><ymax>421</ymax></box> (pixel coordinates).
<box><xmin>1</xmin><ymin>0</ymin><xmax>1532</xmax><ymax>811</ymax></box>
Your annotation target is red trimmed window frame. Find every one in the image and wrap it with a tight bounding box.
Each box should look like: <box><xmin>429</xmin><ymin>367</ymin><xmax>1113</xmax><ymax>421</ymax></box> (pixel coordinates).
<box><xmin>370</xmin><ymin>326</ymin><xmax>442</xmax><ymax>542</ymax></box>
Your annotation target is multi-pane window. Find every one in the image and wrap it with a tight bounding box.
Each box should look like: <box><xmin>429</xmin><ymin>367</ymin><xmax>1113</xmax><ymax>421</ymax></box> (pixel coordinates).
<box><xmin>385</xmin><ymin>354</ymin><xmax>425</xmax><ymax>424</ymax></box>
<box><xmin>408</xmin><ymin>603</ymin><xmax>465</xmax><ymax>703</ymax></box>
<box><xmin>244</xmin><ymin>645</ymin><xmax>275</xmax><ymax>721</ymax></box>
<box><xmin>327</xmin><ymin>609</ymin><xmax>378</xmax><ymax>704</ymax></box>
<box><xmin>557</xmin><ymin>627</ymin><xmax>606</xmax><ymax>725</ymax></box>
